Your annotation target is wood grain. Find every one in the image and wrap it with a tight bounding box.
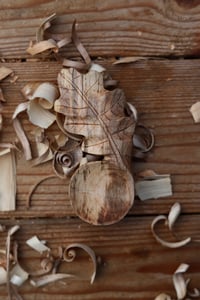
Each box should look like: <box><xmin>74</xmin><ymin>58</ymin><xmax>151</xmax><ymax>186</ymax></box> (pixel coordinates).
<box><xmin>1</xmin><ymin>0</ymin><xmax>200</xmax><ymax>58</ymax></box>
<box><xmin>0</xmin><ymin>216</ymin><xmax>199</xmax><ymax>300</ymax></box>
<box><xmin>1</xmin><ymin>59</ymin><xmax>200</xmax><ymax>218</ymax></box>
<box><xmin>0</xmin><ymin>1</ymin><xmax>200</xmax><ymax>298</ymax></box>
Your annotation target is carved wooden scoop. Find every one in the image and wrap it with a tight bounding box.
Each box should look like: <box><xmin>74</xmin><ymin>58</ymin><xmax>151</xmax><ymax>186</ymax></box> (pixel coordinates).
<box><xmin>54</xmin><ymin>67</ymin><xmax>136</xmax><ymax>225</ymax></box>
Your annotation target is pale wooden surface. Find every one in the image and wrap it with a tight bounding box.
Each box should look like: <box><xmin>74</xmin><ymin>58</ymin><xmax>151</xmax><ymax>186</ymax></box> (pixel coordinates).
<box><xmin>0</xmin><ymin>0</ymin><xmax>200</xmax><ymax>299</ymax></box>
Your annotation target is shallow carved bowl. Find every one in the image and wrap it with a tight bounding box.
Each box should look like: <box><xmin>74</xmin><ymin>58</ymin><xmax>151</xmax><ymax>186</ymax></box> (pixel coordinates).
<box><xmin>70</xmin><ymin>161</ymin><xmax>134</xmax><ymax>225</ymax></box>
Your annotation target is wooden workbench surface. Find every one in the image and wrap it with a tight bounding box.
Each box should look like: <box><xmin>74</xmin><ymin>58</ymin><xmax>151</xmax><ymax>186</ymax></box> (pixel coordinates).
<box><xmin>1</xmin><ymin>1</ymin><xmax>200</xmax><ymax>299</ymax></box>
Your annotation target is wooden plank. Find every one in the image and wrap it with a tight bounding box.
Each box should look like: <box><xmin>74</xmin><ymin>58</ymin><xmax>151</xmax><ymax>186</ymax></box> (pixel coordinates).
<box><xmin>0</xmin><ymin>216</ymin><xmax>199</xmax><ymax>300</ymax></box>
<box><xmin>0</xmin><ymin>59</ymin><xmax>200</xmax><ymax>218</ymax></box>
<box><xmin>1</xmin><ymin>0</ymin><xmax>200</xmax><ymax>58</ymax></box>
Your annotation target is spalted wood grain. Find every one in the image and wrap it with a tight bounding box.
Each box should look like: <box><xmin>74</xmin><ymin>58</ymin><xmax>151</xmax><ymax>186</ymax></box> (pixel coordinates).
<box><xmin>1</xmin><ymin>59</ymin><xmax>200</xmax><ymax>218</ymax></box>
<box><xmin>1</xmin><ymin>0</ymin><xmax>200</xmax><ymax>58</ymax></box>
<box><xmin>0</xmin><ymin>216</ymin><xmax>199</xmax><ymax>300</ymax></box>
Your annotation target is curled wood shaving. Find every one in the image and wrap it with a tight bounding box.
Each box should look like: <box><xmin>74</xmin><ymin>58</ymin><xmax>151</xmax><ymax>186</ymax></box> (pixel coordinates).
<box><xmin>22</xmin><ymin>82</ymin><xmax>59</xmax><ymax>107</ymax></box>
<box><xmin>173</xmin><ymin>263</ymin><xmax>189</xmax><ymax>300</ymax></box>
<box><xmin>6</xmin><ymin>225</ymin><xmax>20</xmax><ymax>300</ymax></box>
<box><xmin>0</xmin><ymin>67</ymin><xmax>13</xmax><ymax>137</ymax></box>
<box><xmin>13</xmin><ymin>82</ymin><xmax>58</xmax><ymax>159</ymax></box>
<box><xmin>28</xmin><ymin>100</ymin><xmax>56</xmax><ymax>128</ymax></box>
<box><xmin>155</xmin><ymin>263</ymin><xmax>199</xmax><ymax>300</ymax></box>
<box><xmin>127</xmin><ymin>102</ymin><xmax>138</xmax><ymax>122</ymax></box>
<box><xmin>135</xmin><ymin>170</ymin><xmax>172</xmax><ymax>201</ymax></box>
<box><xmin>29</xmin><ymin>256</ymin><xmax>54</xmax><ymax>276</ymax></box>
<box><xmin>189</xmin><ymin>102</ymin><xmax>200</xmax><ymax>123</ymax></box>
<box><xmin>63</xmin><ymin>243</ymin><xmax>97</xmax><ymax>284</ymax></box>
<box><xmin>133</xmin><ymin>124</ymin><xmax>154</xmax><ymax>155</ymax></box>
<box><xmin>62</xmin><ymin>20</ymin><xmax>91</xmax><ymax>72</ymax></box>
<box><xmin>27</xmin><ymin>175</ymin><xmax>57</xmax><ymax>208</ymax></box>
<box><xmin>30</xmin><ymin>273</ymin><xmax>75</xmax><ymax>287</ymax></box>
<box><xmin>72</xmin><ymin>21</ymin><xmax>91</xmax><ymax>66</ymax></box>
<box><xmin>27</xmin><ymin>14</ymin><xmax>70</xmax><ymax>56</ymax></box>
<box><xmin>188</xmin><ymin>288</ymin><xmax>200</xmax><ymax>298</ymax></box>
<box><xmin>36</xmin><ymin>14</ymin><xmax>56</xmax><ymax>42</ymax></box>
<box><xmin>22</xmin><ymin>82</ymin><xmax>59</xmax><ymax>129</ymax></box>
<box><xmin>13</xmin><ymin>102</ymin><xmax>32</xmax><ymax>160</ymax></box>
<box><xmin>26</xmin><ymin>236</ymin><xmax>50</xmax><ymax>254</ymax></box>
<box><xmin>53</xmin><ymin>139</ymin><xmax>83</xmax><ymax>178</ymax></box>
<box><xmin>151</xmin><ymin>203</ymin><xmax>191</xmax><ymax>248</ymax></box>
<box><xmin>0</xmin><ymin>226</ymin><xmax>97</xmax><ymax>292</ymax></box>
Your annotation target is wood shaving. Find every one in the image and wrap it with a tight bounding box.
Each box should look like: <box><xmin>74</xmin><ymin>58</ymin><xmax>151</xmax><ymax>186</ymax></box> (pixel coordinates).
<box><xmin>13</xmin><ymin>82</ymin><xmax>59</xmax><ymax>160</ymax></box>
<box><xmin>31</xmin><ymin>141</ymin><xmax>53</xmax><ymax>166</ymax></box>
<box><xmin>6</xmin><ymin>225</ymin><xmax>20</xmax><ymax>300</ymax></box>
<box><xmin>133</xmin><ymin>124</ymin><xmax>154</xmax><ymax>154</ymax></box>
<box><xmin>0</xmin><ymin>225</ymin><xmax>98</xmax><ymax>294</ymax></box>
<box><xmin>135</xmin><ymin>170</ymin><xmax>172</xmax><ymax>201</ymax></box>
<box><xmin>29</xmin><ymin>256</ymin><xmax>54</xmax><ymax>276</ymax></box>
<box><xmin>189</xmin><ymin>102</ymin><xmax>200</xmax><ymax>123</ymax></box>
<box><xmin>27</xmin><ymin>175</ymin><xmax>57</xmax><ymax>208</ymax></box>
<box><xmin>26</xmin><ymin>14</ymin><xmax>70</xmax><ymax>56</ymax></box>
<box><xmin>0</xmin><ymin>66</ymin><xmax>13</xmax><ymax>81</ymax></box>
<box><xmin>151</xmin><ymin>203</ymin><xmax>191</xmax><ymax>248</ymax></box>
<box><xmin>26</xmin><ymin>236</ymin><xmax>50</xmax><ymax>254</ymax></box>
<box><xmin>0</xmin><ymin>266</ymin><xmax>7</xmax><ymax>285</ymax></box>
<box><xmin>10</xmin><ymin>264</ymin><xmax>29</xmax><ymax>286</ymax></box>
<box><xmin>113</xmin><ymin>56</ymin><xmax>146</xmax><ymax>65</ymax></box>
<box><xmin>0</xmin><ymin>88</ymin><xmax>6</xmax><ymax>102</ymax></box>
<box><xmin>30</xmin><ymin>273</ymin><xmax>75</xmax><ymax>287</ymax></box>
<box><xmin>155</xmin><ymin>263</ymin><xmax>199</xmax><ymax>300</ymax></box>
<box><xmin>63</xmin><ymin>243</ymin><xmax>97</xmax><ymax>284</ymax></box>
<box><xmin>0</xmin><ymin>149</ymin><xmax>16</xmax><ymax>211</ymax></box>
<box><xmin>173</xmin><ymin>263</ymin><xmax>189</xmax><ymax>300</ymax></box>
<box><xmin>154</xmin><ymin>293</ymin><xmax>171</xmax><ymax>300</ymax></box>
<box><xmin>22</xmin><ymin>82</ymin><xmax>59</xmax><ymax>128</ymax></box>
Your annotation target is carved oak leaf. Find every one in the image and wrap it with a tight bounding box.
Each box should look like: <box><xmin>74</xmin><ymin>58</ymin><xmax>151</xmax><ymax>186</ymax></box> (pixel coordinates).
<box><xmin>54</xmin><ymin>68</ymin><xmax>135</xmax><ymax>169</ymax></box>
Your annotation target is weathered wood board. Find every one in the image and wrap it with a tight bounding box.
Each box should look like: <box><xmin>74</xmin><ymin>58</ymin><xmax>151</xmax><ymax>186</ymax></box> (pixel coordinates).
<box><xmin>0</xmin><ymin>217</ymin><xmax>199</xmax><ymax>300</ymax></box>
<box><xmin>1</xmin><ymin>0</ymin><xmax>200</xmax><ymax>58</ymax></box>
<box><xmin>0</xmin><ymin>0</ymin><xmax>200</xmax><ymax>299</ymax></box>
<box><xmin>1</xmin><ymin>60</ymin><xmax>200</xmax><ymax>218</ymax></box>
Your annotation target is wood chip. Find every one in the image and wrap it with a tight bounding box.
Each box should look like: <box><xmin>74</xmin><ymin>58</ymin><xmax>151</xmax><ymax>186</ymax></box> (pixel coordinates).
<box><xmin>10</xmin><ymin>264</ymin><xmax>29</xmax><ymax>286</ymax></box>
<box><xmin>135</xmin><ymin>172</ymin><xmax>172</xmax><ymax>201</ymax></box>
<box><xmin>0</xmin><ymin>149</ymin><xmax>16</xmax><ymax>211</ymax></box>
<box><xmin>0</xmin><ymin>67</ymin><xmax>13</xmax><ymax>81</ymax></box>
<box><xmin>0</xmin><ymin>266</ymin><xmax>7</xmax><ymax>285</ymax></box>
<box><xmin>26</xmin><ymin>236</ymin><xmax>50</xmax><ymax>254</ymax></box>
<box><xmin>189</xmin><ymin>101</ymin><xmax>200</xmax><ymax>123</ymax></box>
<box><xmin>0</xmin><ymin>88</ymin><xmax>6</xmax><ymax>102</ymax></box>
